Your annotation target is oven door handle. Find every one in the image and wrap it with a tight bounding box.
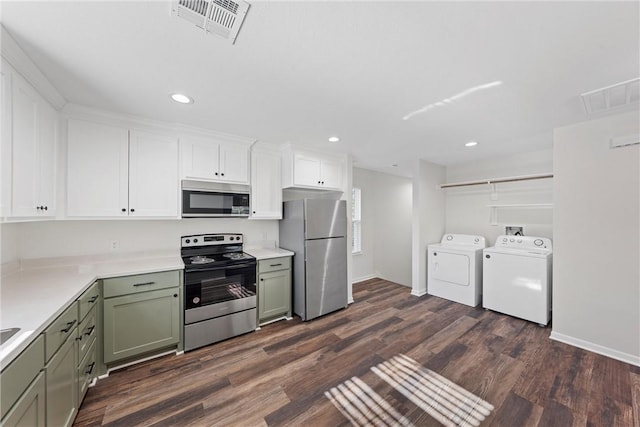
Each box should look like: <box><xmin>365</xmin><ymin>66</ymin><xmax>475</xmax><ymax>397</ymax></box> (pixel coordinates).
<box><xmin>186</xmin><ymin>263</ymin><xmax>255</xmax><ymax>273</ymax></box>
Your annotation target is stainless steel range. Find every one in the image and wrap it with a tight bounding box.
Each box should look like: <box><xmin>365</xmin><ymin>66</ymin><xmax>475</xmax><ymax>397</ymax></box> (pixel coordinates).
<box><xmin>181</xmin><ymin>233</ymin><xmax>257</xmax><ymax>351</ymax></box>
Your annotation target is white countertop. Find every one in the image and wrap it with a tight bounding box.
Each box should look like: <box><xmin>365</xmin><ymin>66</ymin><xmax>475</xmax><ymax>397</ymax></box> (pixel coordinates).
<box><xmin>0</xmin><ymin>251</ymin><xmax>184</xmax><ymax>369</ymax></box>
<box><xmin>245</xmin><ymin>247</ymin><xmax>294</xmax><ymax>260</ymax></box>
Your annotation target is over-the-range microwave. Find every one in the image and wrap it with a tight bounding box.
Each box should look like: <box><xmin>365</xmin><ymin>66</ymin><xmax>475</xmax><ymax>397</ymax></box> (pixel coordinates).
<box><xmin>181</xmin><ymin>180</ymin><xmax>250</xmax><ymax>218</ymax></box>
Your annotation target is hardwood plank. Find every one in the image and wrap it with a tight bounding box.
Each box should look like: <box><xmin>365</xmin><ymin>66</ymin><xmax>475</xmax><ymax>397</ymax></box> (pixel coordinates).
<box><xmin>490</xmin><ymin>391</ymin><xmax>543</xmax><ymax>427</ymax></box>
<box><xmin>586</xmin><ymin>395</ymin><xmax>634</xmax><ymax>427</ymax></box>
<box><xmin>589</xmin><ymin>355</ymin><xmax>632</xmax><ymax>405</ymax></box>
<box><xmin>631</xmin><ymin>372</ymin><xmax>640</xmax><ymax>427</ymax></box>
<box><xmin>537</xmin><ymin>400</ymin><xmax>574</xmax><ymax>427</ymax></box>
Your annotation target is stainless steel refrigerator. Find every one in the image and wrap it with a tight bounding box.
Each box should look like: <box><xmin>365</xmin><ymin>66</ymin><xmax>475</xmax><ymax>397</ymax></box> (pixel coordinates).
<box><xmin>279</xmin><ymin>199</ymin><xmax>348</xmax><ymax>321</ymax></box>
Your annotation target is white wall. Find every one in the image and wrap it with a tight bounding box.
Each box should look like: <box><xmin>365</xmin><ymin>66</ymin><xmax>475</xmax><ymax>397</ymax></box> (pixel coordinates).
<box><xmin>445</xmin><ymin>149</ymin><xmax>553</xmax><ymax>245</ymax></box>
<box><xmin>1</xmin><ymin>223</ymin><xmax>20</xmax><ymax>264</ymax></box>
<box><xmin>412</xmin><ymin>160</ymin><xmax>446</xmax><ymax>296</ymax></box>
<box><xmin>352</xmin><ymin>168</ymin><xmax>413</xmax><ymax>287</ymax></box>
<box><xmin>9</xmin><ymin>219</ymin><xmax>278</xmax><ymax>260</ymax></box>
<box><xmin>551</xmin><ymin>110</ymin><xmax>639</xmax><ymax>366</ymax></box>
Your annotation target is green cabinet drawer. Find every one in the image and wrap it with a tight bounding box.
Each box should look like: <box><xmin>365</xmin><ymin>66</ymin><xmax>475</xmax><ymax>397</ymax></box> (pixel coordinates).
<box><xmin>258</xmin><ymin>256</ymin><xmax>291</xmax><ymax>274</ymax></box>
<box><xmin>44</xmin><ymin>301</ymin><xmax>78</xmax><ymax>362</ymax></box>
<box><xmin>77</xmin><ymin>339</ymin><xmax>96</xmax><ymax>403</ymax></box>
<box><xmin>0</xmin><ymin>334</ymin><xmax>44</xmax><ymax>420</ymax></box>
<box><xmin>103</xmin><ymin>270</ymin><xmax>180</xmax><ymax>298</ymax></box>
<box><xmin>78</xmin><ymin>281</ymin><xmax>100</xmax><ymax>322</ymax></box>
<box><xmin>77</xmin><ymin>306</ymin><xmax>97</xmax><ymax>363</ymax></box>
<box><xmin>103</xmin><ymin>287</ymin><xmax>180</xmax><ymax>364</ymax></box>
<box><xmin>0</xmin><ymin>371</ymin><xmax>45</xmax><ymax>427</ymax></box>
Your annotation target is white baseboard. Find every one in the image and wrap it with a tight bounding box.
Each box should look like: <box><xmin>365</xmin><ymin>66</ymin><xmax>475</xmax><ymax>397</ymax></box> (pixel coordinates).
<box><xmin>549</xmin><ymin>331</ymin><xmax>640</xmax><ymax>367</ymax></box>
<box><xmin>411</xmin><ymin>289</ymin><xmax>427</xmax><ymax>297</ymax></box>
<box><xmin>352</xmin><ymin>274</ymin><xmax>378</xmax><ymax>284</ymax></box>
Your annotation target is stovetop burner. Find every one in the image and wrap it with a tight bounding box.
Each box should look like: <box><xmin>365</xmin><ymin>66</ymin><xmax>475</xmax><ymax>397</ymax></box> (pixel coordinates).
<box><xmin>223</xmin><ymin>253</ymin><xmax>251</xmax><ymax>260</ymax></box>
<box><xmin>181</xmin><ymin>233</ymin><xmax>256</xmax><ymax>271</ymax></box>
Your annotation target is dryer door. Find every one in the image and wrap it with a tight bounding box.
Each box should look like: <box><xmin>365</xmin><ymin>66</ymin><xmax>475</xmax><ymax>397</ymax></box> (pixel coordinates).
<box><xmin>431</xmin><ymin>251</ymin><xmax>470</xmax><ymax>286</ymax></box>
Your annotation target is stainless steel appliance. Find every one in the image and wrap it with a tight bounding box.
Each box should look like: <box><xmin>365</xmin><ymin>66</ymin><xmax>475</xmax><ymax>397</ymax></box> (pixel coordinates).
<box><xmin>279</xmin><ymin>199</ymin><xmax>348</xmax><ymax>321</ymax></box>
<box><xmin>181</xmin><ymin>233</ymin><xmax>257</xmax><ymax>351</ymax></box>
<box><xmin>182</xmin><ymin>180</ymin><xmax>250</xmax><ymax>218</ymax></box>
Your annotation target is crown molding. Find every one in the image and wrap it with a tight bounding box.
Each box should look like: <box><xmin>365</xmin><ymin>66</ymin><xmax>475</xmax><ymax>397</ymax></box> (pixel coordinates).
<box><xmin>1</xmin><ymin>25</ymin><xmax>66</xmax><ymax>110</ymax></box>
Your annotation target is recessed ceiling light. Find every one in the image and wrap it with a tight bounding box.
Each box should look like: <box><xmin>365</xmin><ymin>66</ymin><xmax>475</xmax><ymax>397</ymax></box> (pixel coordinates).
<box><xmin>170</xmin><ymin>93</ymin><xmax>194</xmax><ymax>104</ymax></box>
<box><xmin>328</xmin><ymin>136</ymin><xmax>340</xmax><ymax>143</ymax></box>
<box><xmin>465</xmin><ymin>141</ymin><xmax>478</xmax><ymax>147</ymax></box>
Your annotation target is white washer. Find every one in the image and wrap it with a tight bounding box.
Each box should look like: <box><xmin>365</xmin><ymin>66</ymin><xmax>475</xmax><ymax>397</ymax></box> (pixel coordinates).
<box><xmin>483</xmin><ymin>235</ymin><xmax>552</xmax><ymax>325</ymax></box>
<box><xmin>427</xmin><ymin>234</ymin><xmax>486</xmax><ymax>307</ymax></box>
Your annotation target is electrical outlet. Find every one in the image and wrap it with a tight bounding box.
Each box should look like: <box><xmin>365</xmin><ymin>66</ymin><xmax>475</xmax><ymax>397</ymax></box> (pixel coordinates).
<box><xmin>110</xmin><ymin>240</ymin><xmax>119</xmax><ymax>251</ymax></box>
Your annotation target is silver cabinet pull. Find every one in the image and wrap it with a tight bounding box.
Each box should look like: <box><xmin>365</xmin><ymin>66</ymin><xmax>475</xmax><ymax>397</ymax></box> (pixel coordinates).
<box><xmin>133</xmin><ymin>281</ymin><xmax>156</xmax><ymax>287</ymax></box>
<box><xmin>270</xmin><ymin>263</ymin><xmax>283</xmax><ymax>267</ymax></box>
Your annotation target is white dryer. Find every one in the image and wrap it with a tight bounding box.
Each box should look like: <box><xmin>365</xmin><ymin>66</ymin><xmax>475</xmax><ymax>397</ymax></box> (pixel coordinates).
<box><xmin>427</xmin><ymin>234</ymin><xmax>486</xmax><ymax>307</ymax></box>
<box><xmin>483</xmin><ymin>235</ymin><xmax>552</xmax><ymax>326</ymax></box>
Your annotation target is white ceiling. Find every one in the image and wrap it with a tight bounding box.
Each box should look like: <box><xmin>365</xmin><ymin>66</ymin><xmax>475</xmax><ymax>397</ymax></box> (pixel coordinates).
<box><xmin>1</xmin><ymin>1</ymin><xmax>639</xmax><ymax>177</ymax></box>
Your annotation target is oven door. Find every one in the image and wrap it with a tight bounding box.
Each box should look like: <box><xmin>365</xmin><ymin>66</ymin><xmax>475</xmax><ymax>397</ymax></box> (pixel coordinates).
<box><xmin>184</xmin><ymin>263</ymin><xmax>256</xmax><ymax>311</ymax></box>
<box><xmin>182</xmin><ymin>189</ymin><xmax>250</xmax><ymax>217</ymax></box>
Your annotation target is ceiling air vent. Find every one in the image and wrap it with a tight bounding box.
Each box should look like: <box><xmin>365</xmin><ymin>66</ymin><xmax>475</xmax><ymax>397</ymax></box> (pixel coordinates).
<box><xmin>581</xmin><ymin>77</ymin><xmax>640</xmax><ymax>116</ymax></box>
<box><xmin>172</xmin><ymin>0</ymin><xmax>250</xmax><ymax>44</ymax></box>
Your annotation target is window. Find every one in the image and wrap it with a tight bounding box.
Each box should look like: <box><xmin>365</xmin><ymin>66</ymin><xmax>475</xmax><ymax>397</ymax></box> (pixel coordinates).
<box><xmin>352</xmin><ymin>187</ymin><xmax>362</xmax><ymax>254</ymax></box>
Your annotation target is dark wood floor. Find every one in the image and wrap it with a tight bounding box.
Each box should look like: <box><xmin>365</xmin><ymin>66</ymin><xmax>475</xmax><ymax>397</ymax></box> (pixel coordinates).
<box><xmin>74</xmin><ymin>279</ymin><xmax>640</xmax><ymax>427</ymax></box>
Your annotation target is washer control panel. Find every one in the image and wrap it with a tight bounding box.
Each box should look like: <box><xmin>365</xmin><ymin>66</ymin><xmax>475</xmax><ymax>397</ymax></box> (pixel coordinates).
<box><xmin>494</xmin><ymin>235</ymin><xmax>552</xmax><ymax>250</ymax></box>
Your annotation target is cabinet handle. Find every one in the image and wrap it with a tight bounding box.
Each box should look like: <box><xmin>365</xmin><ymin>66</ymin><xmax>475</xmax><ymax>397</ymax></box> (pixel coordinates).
<box><xmin>44</xmin><ymin>206</ymin><xmax>48</xmax><ymax>211</ymax></box>
<box><xmin>85</xmin><ymin>325</ymin><xmax>96</xmax><ymax>336</ymax></box>
<box><xmin>173</xmin><ymin>294</ymin><xmax>178</xmax><ymax>298</ymax></box>
<box><xmin>85</xmin><ymin>362</ymin><xmax>96</xmax><ymax>375</ymax></box>
<box><xmin>60</xmin><ymin>320</ymin><xmax>76</xmax><ymax>333</ymax></box>
<box><xmin>88</xmin><ymin>295</ymin><xmax>99</xmax><ymax>303</ymax></box>
<box><xmin>260</xmin><ymin>278</ymin><xmax>264</xmax><ymax>281</ymax></box>
<box><xmin>270</xmin><ymin>263</ymin><xmax>282</xmax><ymax>267</ymax></box>
<box><xmin>36</xmin><ymin>206</ymin><xmax>41</xmax><ymax>210</ymax></box>
<box><xmin>133</xmin><ymin>281</ymin><xmax>156</xmax><ymax>287</ymax></box>
<box><xmin>321</xmin><ymin>181</ymin><xmax>325</xmax><ymax>184</ymax></box>
<box><xmin>317</xmin><ymin>180</ymin><xmax>321</xmax><ymax>184</ymax></box>
<box><xmin>130</xmin><ymin>208</ymin><xmax>135</xmax><ymax>213</ymax></box>
<box><xmin>221</xmin><ymin>173</ymin><xmax>225</xmax><ymax>176</ymax></box>
<box><xmin>253</xmin><ymin>211</ymin><xmax>256</xmax><ymax>214</ymax></box>
<box><xmin>215</xmin><ymin>172</ymin><xmax>219</xmax><ymax>176</ymax></box>
<box><xmin>122</xmin><ymin>208</ymin><xmax>126</xmax><ymax>212</ymax></box>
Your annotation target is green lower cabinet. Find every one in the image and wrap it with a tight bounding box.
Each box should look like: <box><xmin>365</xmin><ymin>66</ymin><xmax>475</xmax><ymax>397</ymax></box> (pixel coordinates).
<box><xmin>258</xmin><ymin>268</ymin><xmax>292</xmax><ymax>323</ymax></box>
<box><xmin>103</xmin><ymin>287</ymin><xmax>180</xmax><ymax>364</ymax></box>
<box><xmin>77</xmin><ymin>339</ymin><xmax>97</xmax><ymax>403</ymax></box>
<box><xmin>0</xmin><ymin>372</ymin><xmax>46</xmax><ymax>427</ymax></box>
<box><xmin>45</xmin><ymin>330</ymin><xmax>78</xmax><ymax>427</ymax></box>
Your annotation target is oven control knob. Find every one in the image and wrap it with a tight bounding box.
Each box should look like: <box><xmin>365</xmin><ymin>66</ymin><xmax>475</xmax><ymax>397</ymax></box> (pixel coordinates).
<box><xmin>194</xmin><ymin>238</ymin><xmax>198</xmax><ymax>243</ymax></box>
<box><xmin>236</xmin><ymin>236</ymin><xmax>241</xmax><ymax>240</ymax></box>
<box><xmin>185</xmin><ymin>239</ymin><xmax>191</xmax><ymax>244</ymax></box>
<box><xmin>534</xmin><ymin>239</ymin><xmax>544</xmax><ymax>247</ymax></box>
<box><xmin>193</xmin><ymin>297</ymin><xmax>200</xmax><ymax>304</ymax></box>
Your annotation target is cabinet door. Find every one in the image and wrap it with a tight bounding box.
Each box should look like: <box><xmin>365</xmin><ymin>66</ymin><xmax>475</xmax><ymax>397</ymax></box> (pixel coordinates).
<box><xmin>67</xmin><ymin>119</ymin><xmax>129</xmax><ymax>217</ymax></box>
<box><xmin>1</xmin><ymin>60</ymin><xmax>12</xmax><ymax>217</ymax></box>
<box><xmin>258</xmin><ymin>269</ymin><xmax>291</xmax><ymax>322</ymax></box>
<box><xmin>181</xmin><ymin>137</ymin><xmax>220</xmax><ymax>180</ymax></box>
<box><xmin>129</xmin><ymin>131</ymin><xmax>179</xmax><ymax>217</ymax></box>
<box><xmin>293</xmin><ymin>153</ymin><xmax>322</xmax><ymax>187</ymax></box>
<box><xmin>103</xmin><ymin>287</ymin><xmax>180</xmax><ymax>364</ymax></box>
<box><xmin>1</xmin><ymin>372</ymin><xmax>45</xmax><ymax>427</ymax></box>
<box><xmin>320</xmin><ymin>158</ymin><xmax>343</xmax><ymax>190</ymax></box>
<box><xmin>219</xmin><ymin>143</ymin><xmax>249</xmax><ymax>184</ymax></box>
<box><xmin>36</xmin><ymin>100</ymin><xmax>57</xmax><ymax>216</ymax></box>
<box><xmin>10</xmin><ymin>72</ymin><xmax>39</xmax><ymax>217</ymax></box>
<box><xmin>250</xmin><ymin>149</ymin><xmax>282</xmax><ymax>219</ymax></box>
<box><xmin>45</xmin><ymin>332</ymin><xmax>78</xmax><ymax>427</ymax></box>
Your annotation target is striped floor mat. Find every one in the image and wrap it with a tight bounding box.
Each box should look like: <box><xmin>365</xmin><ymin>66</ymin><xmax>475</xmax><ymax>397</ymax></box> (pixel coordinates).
<box><xmin>325</xmin><ymin>354</ymin><xmax>494</xmax><ymax>427</ymax></box>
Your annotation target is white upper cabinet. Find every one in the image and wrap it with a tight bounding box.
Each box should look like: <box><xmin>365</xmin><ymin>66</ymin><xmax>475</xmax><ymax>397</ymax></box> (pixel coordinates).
<box><xmin>7</xmin><ymin>67</ymin><xmax>57</xmax><ymax>218</ymax></box>
<box><xmin>282</xmin><ymin>145</ymin><xmax>344</xmax><ymax>191</ymax></box>
<box><xmin>250</xmin><ymin>146</ymin><xmax>282</xmax><ymax>220</ymax></box>
<box><xmin>181</xmin><ymin>136</ymin><xmax>250</xmax><ymax>184</ymax></box>
<box><xmin>128</xmin><ymin>131</ymin><xmax>179</xmax><ymax>217</ymax></box>
<box><xmin>67</xmin><ymin>119</ymin><xmax>179</xmax><ymax>218</ymax></box>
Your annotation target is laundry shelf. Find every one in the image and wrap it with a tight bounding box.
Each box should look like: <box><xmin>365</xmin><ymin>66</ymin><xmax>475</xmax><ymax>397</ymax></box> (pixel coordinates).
<box><xmin>441</xmin><ymin>173</ymin><xmax>553</xmax><ymax>189</ymax></box>
<box><xmin>488</xmin><ymin>203</ymin><xmax>553</xmax><ymax>225</ymax></box>
<box><xmin>486</xmin><ymin>203</ymin><xmax>553</xmax><ymax>208</ymax></box>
